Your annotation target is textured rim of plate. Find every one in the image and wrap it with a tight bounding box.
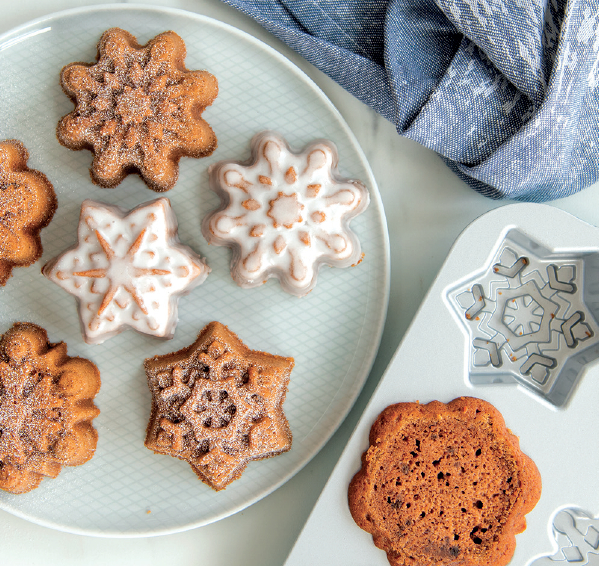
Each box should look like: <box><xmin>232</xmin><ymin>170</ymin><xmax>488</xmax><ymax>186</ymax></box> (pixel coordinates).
<box><xmin>0</xmin><ymin>3</ymin><xmax>390</xmax><ymax>537</ymax></box>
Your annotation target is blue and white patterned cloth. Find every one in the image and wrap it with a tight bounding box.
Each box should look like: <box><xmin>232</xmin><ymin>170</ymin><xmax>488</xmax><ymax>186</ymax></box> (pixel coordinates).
<box><xmin>221</xmin><ymin>0</ymin><xmax>599</xmax><ymax>201</ymax></box>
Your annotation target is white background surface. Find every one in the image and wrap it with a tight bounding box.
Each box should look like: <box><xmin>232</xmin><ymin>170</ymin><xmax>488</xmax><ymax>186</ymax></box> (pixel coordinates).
<box><xmin>2</xmin><ymin>1</ymin><xmax>599</xmax><ymax>565</ymax></box>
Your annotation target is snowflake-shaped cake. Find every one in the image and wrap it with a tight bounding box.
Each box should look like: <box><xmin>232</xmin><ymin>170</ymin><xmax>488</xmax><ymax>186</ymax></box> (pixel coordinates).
<box><xmin>0</xmin><ymin>322</ymin><xmax>100</xmax><ymax>494</ymax></box>
<box><xmin>144</xmin><ymin>321</ymin><xmax>293</xmax><ymax>490</ymax></box>
<box><xmin>0</xmin><ymin>140</ymin><xmax>57</xmax><ymax>285</ymax></box>
<box><xmin>43</xmin><ymin>198</ymin><xmax>210</xmax><ymax>345</ymax></box>
<box><xmin>57</xmin><ymin>28</ymin><xmax>218</xmax><ymax>191</ymax></box>
<box><xmin>447</xmin><ymin>231</ymin><xmax>599</xmax><ymax>406</ymax></box>
<box><xmin>202</xmin><ymin>131</ymin><xmax>369</xmax><ymax>296</ymax></box>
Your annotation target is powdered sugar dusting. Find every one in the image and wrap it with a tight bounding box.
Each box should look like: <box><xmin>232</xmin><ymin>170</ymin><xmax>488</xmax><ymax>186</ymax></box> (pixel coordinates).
<box><xmin>57</xmin><ymin>28</ymin><xmax>218</xmax><ymax>191</ymax></box>
<box><xmin>0</xmin><ymin>323</ymin><xmax>100</xmax><ymax>494</ymax></box>
<box><xmin>0</xmin><ymin>140</ymin><xmax>57</xmax><ymax>285</ymax></box>
<box><xmin>144</xmin><ymin>321</ymin><xmax>293</xmax><ymax>490</ymax></box>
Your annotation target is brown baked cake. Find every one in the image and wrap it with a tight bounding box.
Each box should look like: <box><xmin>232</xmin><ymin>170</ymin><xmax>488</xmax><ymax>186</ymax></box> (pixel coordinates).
<box><xmin>144</xmin><ymin>321</ymin><xmax>293</xmax><ymax>490</ymax></box>
<box><xmin>57</xmin><ymin>28</ymin><xmax>218</xmax><ymax>192</ymax></box>
<box><xmin>348</xmin><ymin>397</ymin><xmax>541</xmax><ymax>566</ymax></box>
<box><xmin>0</xmin><ymin>323</ymin><xmax>101</xmax><ymax>494</ymax></box>
<box><xmin>0</xmin><ymin>140</ymin><xmax>57</xmax><ymax>286</ymax></box>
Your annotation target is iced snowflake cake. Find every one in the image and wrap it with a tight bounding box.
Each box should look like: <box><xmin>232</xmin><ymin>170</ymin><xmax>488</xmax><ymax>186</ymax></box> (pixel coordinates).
<box><xmin>202</xmin><ymin>131</ymin><xmax>369</xmax><ymax>296</ymax></box>
<box><xmin>43</xmin><ymin>198</ymin><xmax>210</xmax><ymax>344</ymax></box>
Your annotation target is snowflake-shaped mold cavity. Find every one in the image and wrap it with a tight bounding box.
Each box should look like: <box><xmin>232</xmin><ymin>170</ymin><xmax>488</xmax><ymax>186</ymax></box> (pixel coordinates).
<box><xmin>43</xmin><ymin>198</ymin><xmax>210</xmax><ymax>345</ymax></box>
<box><xmin>57</xmin><ymin>28</ymin><xmax>218</xmax><ymax>191</ymax></box>
<box><xmin>144</xmin><ymin>321</ymin><xmax>294</xmax><ymax>490</ymax></box>
<box><xmin>202</xmin><ymin>131</ymin><xmax>370</xmax><ymax>296</ymax></box>
<box><xmin>447</xmin><ymin>228</ymin><xmax>599</xmax><ymax>407</ymax></box>
<box><xmin>530</xmin><ymin>507</ymin><xmax>599</xmax><ymax>565</ymax></box>
<box><xmin>0</xmin><ymin>140</ymin><xmax>57</xmax><ymax>285</ymax></box>
<box><xmin>0</xmin><ymin>322</ymin><xmax>100</xmax><ymax>494</ymax></box>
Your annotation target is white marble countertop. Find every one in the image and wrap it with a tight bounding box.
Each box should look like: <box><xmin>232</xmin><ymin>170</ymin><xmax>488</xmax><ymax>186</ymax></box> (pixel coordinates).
<box><xmin>2</xmin><ymin>2</ymin><xmax>599</xmax><ymax>565</ymax></box>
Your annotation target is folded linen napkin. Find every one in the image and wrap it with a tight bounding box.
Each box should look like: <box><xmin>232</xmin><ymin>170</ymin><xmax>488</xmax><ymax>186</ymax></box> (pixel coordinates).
<box><xmin>221</xmin><ymin>0</ymin><xmax>599</xmax><ymax>202</ymax></box>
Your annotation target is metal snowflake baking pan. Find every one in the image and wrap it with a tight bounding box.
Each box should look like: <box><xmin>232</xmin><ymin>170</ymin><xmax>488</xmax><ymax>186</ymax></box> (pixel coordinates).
<box><xmin>283</xmin><ymin>204</ymin><xmax>599</xmax><ymax>566</ymax></box>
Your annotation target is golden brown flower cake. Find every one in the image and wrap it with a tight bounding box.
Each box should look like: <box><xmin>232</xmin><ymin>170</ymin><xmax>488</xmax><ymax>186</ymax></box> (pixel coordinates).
<box><xmin>57</xmin><ymin>27</ymin><xmax>218</xmax><ymax>191</ymax></box>
<box><xmin>144</xmin><ymin>321</ymin><xmax>293</xmax><ymax>490</ymax></box>
<box><xmin>43</xmin><ymin>198</ymin><xmax>210</xmax><ymax>345</ymax></box>
<box><xmin>348</xmin><ymin>397</ymin><xmax>542</xmax><ymax>566</ymax></box>
<box><xmin>202</xmin><ymin>131</ymin><xmax>369</xmax><ymax>296</ymax></box>
<box><xmin>0</xmin><ymin>140</ymin><xmax>57</xmax><ymax>286</ymax></box>
<box><xmin>0</xmin><ymin>323</ymin><xmax>100</xmax><ymax>494</ymax></box>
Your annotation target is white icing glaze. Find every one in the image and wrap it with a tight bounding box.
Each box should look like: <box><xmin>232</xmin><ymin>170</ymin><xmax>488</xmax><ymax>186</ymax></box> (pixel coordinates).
<box><xmin>202</xmin><ymin>131</ymin><xmax>369</xmax><ymax>296</ymax></box>
<box><xmin>43</xmin><ymin>198</ymin><xmax>210</xmax><ymax>344</ymax></box>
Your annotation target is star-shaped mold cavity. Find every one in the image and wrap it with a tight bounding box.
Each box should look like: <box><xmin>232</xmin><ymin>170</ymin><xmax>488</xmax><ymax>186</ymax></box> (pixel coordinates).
<box><xmin>144</xmin><ymin>321</ymin><xmax>293</xmax><ymax>490</ymax></box>
<box><xmin>202</xmin><ymin>131</ymin><xmax>370</xmax><ymax>296</ymax></box>
<box><xmin>0</xmin><ymin>140</ymin><xmax>57</xmax><ymax>285</ymax></box>
<box><xmin>43</xmin><ymin>198</ymin><xmax>210</xmax><ymax>345</ymax></box>
<box><xmin>447</xmin><ymin>229</ymin><xmax>599</xmax><ymax>407</ymax></box>
<box><xmin>0</xmin><ymin>322</ymin><xmax>100</xmax><ymax>494</ymax></box>
<box><xmin>57</xmin><ymin>28</ymin><xmax>218</xmax><ymax>192</ymax></box>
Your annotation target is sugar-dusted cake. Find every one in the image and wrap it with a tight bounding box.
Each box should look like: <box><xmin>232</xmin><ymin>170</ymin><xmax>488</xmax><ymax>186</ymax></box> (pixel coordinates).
<box><xmin>348</xmin><ymin>397</ymin><xmax>541</xmax><ymax>566</ymax></box>
<box><xmin>42</xmin><ymin>198</ymin><xmax>210</xmax><ymax>345</ymax></box>
<box><xmin>0</xmin><ymin>140</ymin><xmax>57</xmax><ymax>285</ymax></box>
<box><xmin>202</xmin><ymin>131</ymin><xmax>369</xmax><ymax>296</ymax></box>
<box><xmin>0</xmin><ymin>323</ymin><xmax>100</xmax><ymax>493</ymax></box>
<box><xmin>144</xmin><ymin>321</ymin><xmax>293</xmax><ymax>490</ymax></box>
<box><xmin>57</xmin><ymin>28</ymin><xmax>218</xmax><ymax>191</ymax></box>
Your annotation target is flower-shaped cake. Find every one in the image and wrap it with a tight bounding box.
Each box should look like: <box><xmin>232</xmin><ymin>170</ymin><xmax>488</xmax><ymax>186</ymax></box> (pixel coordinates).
<box><xmin>348</xmin><ymin>397</ymin><xmax>542</xmax><ymax>566</ymax></box>
<box><xmin>43</xmin><ymin>198</ymin><xmax>210</xmax><ymax>345</ymax></box>
<box><xmin>57</xmin><ymin>27</ymin><xmax>218</xmax><ymax>192</ymax></box>
<box><xmin>202</xmin><ymin>131</ymin><xmax>369</xmax><ymax>296</ymax></box>
<box><xmin>0</xmin><ymin>140</ymin><xmax>57</xmax><ymax>285</ymax></box>
<box><xmin>0</xmin><ymin>322</ymin><xmax>100</xmax><ymax>494</ymax></box>
<box><xmin>144</xmin><ymin>321</ymin><xmax>293</xmax><ymax>490</ymax></box>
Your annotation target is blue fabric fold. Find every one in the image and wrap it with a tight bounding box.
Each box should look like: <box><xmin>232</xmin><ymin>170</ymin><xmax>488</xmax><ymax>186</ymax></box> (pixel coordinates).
<box><xmin>221</xmin><ymin>0</ymin><xmax>599</xmax><ymax>202</ymax></box>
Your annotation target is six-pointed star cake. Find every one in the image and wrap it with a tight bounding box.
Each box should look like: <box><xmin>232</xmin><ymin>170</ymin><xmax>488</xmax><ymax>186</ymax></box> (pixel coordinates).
<box><xmin>144</xmin><ymin>321</ymin><xmax>293</xmax><ymax>490</ymax></box>
<box><xmin>0</xmin><ymin>322</ymin><xmax>100</xmax><ymax>494</ymax></box>
<box><xmin>57</xmin><ymin>27</ymin><xmax>218</xmax><ymax>191</ymax></box>
<box><xmin>202</xmin><ymin>131</ymin><xmax>370</xmax><ymax>296</ymax></box>
<box><xmin>0</xmin><ymin>140</ymin><xmax>57</xmax><ymax>285</ymax></box>
<box><xmin>43</xmin><ymin>198</ymin><xmax>210</xmax><ymax>345</ymax></box>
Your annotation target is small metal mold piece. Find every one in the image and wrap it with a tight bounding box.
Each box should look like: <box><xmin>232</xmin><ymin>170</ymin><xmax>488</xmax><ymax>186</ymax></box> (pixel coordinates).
<box><xmin>447</xmin><ymin>229</ymin><xmax>599</xmax><ymax>407</ymax></box>
<box><xmin>465</xmin><ymin>284</ymin><xmax>486</xmax><ymax>320</ymax></box>
<box><xmin>531</xmin><ymin>507</ymin><xmax>599</xmax><ymax>565</ymax></box>
<box><xmin>493</xmin><ymin>256</ymin><xmax>529</xmax><ymax>278</ymax></box>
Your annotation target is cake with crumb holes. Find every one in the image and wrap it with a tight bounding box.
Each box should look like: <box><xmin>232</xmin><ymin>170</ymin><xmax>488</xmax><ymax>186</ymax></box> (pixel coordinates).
<box><xmin>0</xmin><ymin>323</ymin><xmax>100</xmax><ymax>494</ymax></box>
<box><xmin>144</xmin><ymin>321</ymin><xmax>293</xmax><ymax>490</ymax></box>
<box><xmin>57</xmin><ymin>27</ymin><xmax>218</xmax><ymax>191</ymax></box>
<box><xmin>348</xmin><ymin>397</ymin><xmax>542</xmax><ymax>566</ymax></box>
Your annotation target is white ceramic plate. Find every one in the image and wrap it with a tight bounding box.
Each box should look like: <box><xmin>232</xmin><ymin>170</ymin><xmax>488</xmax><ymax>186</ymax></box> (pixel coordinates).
<box><xmin>0</xmin><ymin>4</ymin><xmax>389</xmax><ymax>536</ymax></box>
<box><xmin>284</xmin><ymin>204</ymin><xmax>599</xmax><ymax>566</ymax></box>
